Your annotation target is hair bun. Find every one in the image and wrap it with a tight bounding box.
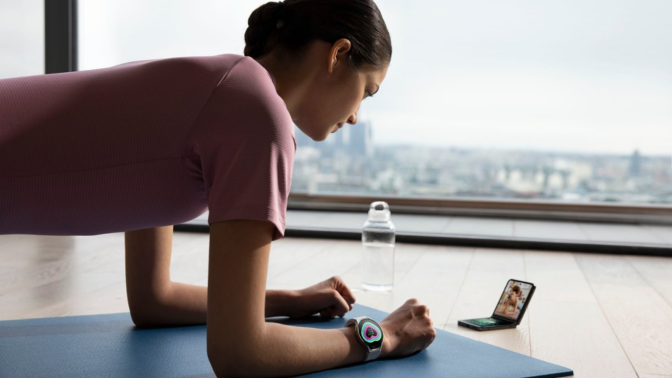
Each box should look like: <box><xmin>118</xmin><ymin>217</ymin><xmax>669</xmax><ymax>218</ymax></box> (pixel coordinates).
<box><xmin>244</xmin><ymin>1</ymin><xmax>286</xmax><ymax>58</ymax></box>
<box><xmin>242</xmin><ymin>0</ymin><xmax>392</xmax><ymax>71</ymax></box>
<box><xmin>247</xmin><ymin>1</ymin><xmax>283</xmax><ymax>28</ymax></box>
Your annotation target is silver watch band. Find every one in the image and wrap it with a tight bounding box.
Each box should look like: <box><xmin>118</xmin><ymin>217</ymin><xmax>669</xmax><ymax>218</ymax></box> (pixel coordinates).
<box><xmin>346</xmin><ymin>316</ymin><xmax>383</xmax><ymax>362</ymax></box>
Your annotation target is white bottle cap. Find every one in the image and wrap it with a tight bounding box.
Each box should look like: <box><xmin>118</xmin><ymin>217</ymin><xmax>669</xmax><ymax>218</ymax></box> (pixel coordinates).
<box><xmin>368</xmin><ymin>201</ymin><xmax>391</xmax><ymax>222</ymax></box>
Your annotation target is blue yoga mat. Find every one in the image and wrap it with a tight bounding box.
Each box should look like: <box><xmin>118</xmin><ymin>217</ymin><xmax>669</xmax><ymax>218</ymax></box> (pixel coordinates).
<box><xmin>0</xmin><ymin>303</ymin><xmax>572</xmax><ymax>378</ymax></box>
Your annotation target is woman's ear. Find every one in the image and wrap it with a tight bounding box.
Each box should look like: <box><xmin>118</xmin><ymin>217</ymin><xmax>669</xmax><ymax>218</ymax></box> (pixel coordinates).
<box><xmin>327</xmin><ymin>38</ymin><xmax>352</xmax><ymax>73</ymax></box>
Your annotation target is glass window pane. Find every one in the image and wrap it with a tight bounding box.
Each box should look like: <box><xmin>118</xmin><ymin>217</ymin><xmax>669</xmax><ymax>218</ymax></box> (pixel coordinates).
<box><xmin>0</xmin><ymin>0</ymin><xmax>43</xmax><ymax>79</ymax></box>
<box><xmin>78</xmin><ymin>1</ymin><xmax>261</xmax><ymax>70</ymax></box>
<box><xmin>78</xmin><ymin>0</ymin><xmax>672</xmax><ymax>205</ymax></box>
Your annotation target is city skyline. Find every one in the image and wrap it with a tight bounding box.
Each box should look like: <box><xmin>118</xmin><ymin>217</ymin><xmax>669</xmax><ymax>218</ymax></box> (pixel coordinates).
<box><xmin>292</xmin><ymin>130</ymin><xmax>672</xmax><ymax>205</ymax></box>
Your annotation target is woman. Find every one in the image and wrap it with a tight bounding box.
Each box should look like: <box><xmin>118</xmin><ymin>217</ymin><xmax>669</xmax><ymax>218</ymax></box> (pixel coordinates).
<box><xmin>0</xmin><ymin>0</ymin><xmax>436</xmax><ymax>376</ymax></box>
<box><xmin>503</xmin><ymin>285</ymin><xmax>521</xmax><ymax>316</ymax></box>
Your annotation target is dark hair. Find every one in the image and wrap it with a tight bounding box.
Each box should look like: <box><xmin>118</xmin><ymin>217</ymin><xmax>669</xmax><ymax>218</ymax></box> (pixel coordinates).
<box><xmin>511</xmin><ymin>285</ymin><xmax>521</xmax><ymax>294</ymax></box>
<box><xmin>243</xmin><ymin>0</ymin><xmax>392</xmax><ymax>72</ymax></box>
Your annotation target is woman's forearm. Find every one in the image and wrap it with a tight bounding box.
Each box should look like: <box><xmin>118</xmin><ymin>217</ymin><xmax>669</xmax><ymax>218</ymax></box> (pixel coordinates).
<box><xmin>131</xmin><ymin>282</ymin><xmax>295</xmax><ymax>326</ymax></box>
<box><xmin>217</xmin><ymin>322</ymin><xmax>369</xmax><ymax>377</ymax></box>
<box><xmin>265</xmin><ymin>288</ymin><xmax>298</xmax><ymax>318</ymax></box>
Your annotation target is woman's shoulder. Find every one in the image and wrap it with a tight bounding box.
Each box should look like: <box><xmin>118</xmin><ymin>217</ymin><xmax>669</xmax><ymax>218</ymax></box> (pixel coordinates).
<box><xmin>187</xmin><ymin>54</ymin><xmax>295</xmax><ymax>150</ymax></box>
<box><xmin>164</xmin><ymin>53</ymin><xmax>278</xmax><ymax>103</ymax></box>
<box><xmin>212</xmin><ymin>54</ymin><xmax>277</xmax><ymax>98</ymax></box>
<box><xmin>109</xmin><ymin>53</ymin><xmax>258</xmax><ymax>90</ymax></box>
<box><xmin>213</xmin><ymin>56</ymin><xmax>291</xmax><ymax>128</ymax></box>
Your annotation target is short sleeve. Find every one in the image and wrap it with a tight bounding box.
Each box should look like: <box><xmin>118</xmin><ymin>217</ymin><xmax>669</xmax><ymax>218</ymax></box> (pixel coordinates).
<box><xmin>187</xmin><ymin>57</ymin><xmax>296</xmax><ymax>241</ymax></box>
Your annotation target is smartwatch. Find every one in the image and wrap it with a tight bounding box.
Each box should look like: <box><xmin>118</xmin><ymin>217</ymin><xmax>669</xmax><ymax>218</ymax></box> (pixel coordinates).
<box><xmin>345</xmin><ymin>316</ymin><xmax>384</xmax><ymax>362</ymax></box>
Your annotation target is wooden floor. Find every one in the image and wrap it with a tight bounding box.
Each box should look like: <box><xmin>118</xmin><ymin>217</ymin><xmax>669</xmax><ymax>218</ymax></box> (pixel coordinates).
<box><xmin>2</xmin><ymin>232</ymin><xmax>672</xmax><ymax>378</ymax></box>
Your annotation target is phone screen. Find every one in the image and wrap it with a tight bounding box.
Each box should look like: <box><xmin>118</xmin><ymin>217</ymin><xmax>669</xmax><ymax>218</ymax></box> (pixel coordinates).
<box><xmin>493</xmin><ymin>280</ymin><xmax>534</xmax><ymax>321</ymax></box>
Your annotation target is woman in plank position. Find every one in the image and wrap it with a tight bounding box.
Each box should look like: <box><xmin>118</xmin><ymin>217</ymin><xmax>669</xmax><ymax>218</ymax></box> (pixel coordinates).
<box><xmin>0</xmin><ymin>0</ymin><xmax>436</xmax><ymax>376</ymax></box>
<box><xmin>503</xmin><ymin>285</ymin><xmax>521</xmax><ymax>316</ymax></box>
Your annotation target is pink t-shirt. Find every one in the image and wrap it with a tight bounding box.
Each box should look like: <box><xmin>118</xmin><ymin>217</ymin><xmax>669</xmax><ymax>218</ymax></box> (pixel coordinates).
<box><xmin>0</xmin><ymin>54</ymin><xmax>296</xmax><ymax>241</ymax></box>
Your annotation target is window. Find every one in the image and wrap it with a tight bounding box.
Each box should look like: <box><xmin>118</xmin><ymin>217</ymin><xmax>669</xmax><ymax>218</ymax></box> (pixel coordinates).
<box><xmin>0</xmin><ymin>0</ymin><xmax>43</xmax><ymax>79</ymax></box>
<box><xmin>293</xmin><ymin>1</ymin><xmax>672</xmax><ymax>205</ymax></box>
<box><xmin>78</xmin><ymin>1</ymin><xmax>255</xmax><ymax>71</ymax></box>
<box><xmin>77</xmin><ymin>0</ymin><xmax>672</xmax><ymax>207</ymax></box>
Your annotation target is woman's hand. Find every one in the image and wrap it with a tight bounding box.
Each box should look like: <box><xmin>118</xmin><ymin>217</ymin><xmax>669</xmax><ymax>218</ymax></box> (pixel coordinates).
<box><xmin>286</xmin><ymin>276</ymin><xmax>357</xmax><ymax>319</ymax></box>
<box><xmin>379</xmin><ymin>298</ymin><xmax>436</xmax><ymax>359</ymax></box>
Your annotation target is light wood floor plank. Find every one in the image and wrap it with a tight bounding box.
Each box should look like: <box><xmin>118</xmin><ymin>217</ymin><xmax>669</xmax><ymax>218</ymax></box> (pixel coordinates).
<box><xmin>528</xmin><ymin>300</ymin><xmax>636</xmax><ymax>378</ymax></box>
<box><xmin>523</xmin><ymin>251</ymin><xmax>594</xmax><ymax>303</ymax></box>
<box><xmin>266</xmin><ymin>239</ymin><xmax>363</xmax><ymax>290</ymax></box>
<box><xmin>443</xmin><ymin>248</ymin><xmax>531</xmax><ymax>356</ymax></box>
<box><xmin>363</xmin><ymin>244</ymin><xmax>474</xmax><ymax>330</ymax></box>
<box><xmin>576</xmin><ymin>254</ymin><xmax>672</xmax><ymax>376</ymax></box>
<box><xmin>0</xmin><ymin>251</ymin><xmax>126</xmax><ymax>320</ymax></box>
<box><xmin>625</xmin><ymin>255</ymin><xmax>672</xmax><ymax>307</ymax></box>
<box><xmin>524</xmin><ymin>251</ymin><xmax>638</xmax><ymax>378</ymax></box>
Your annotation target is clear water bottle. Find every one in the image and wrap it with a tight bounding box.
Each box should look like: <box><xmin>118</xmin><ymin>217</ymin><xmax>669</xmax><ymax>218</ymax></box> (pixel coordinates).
<box><xmin>361</xmin><ymin>201</ymin><xmax>395</xmax><ymax>291</ymax></box>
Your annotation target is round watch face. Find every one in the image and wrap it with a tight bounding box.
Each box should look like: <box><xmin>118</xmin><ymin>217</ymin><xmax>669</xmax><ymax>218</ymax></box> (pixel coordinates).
<box><xmin>358</xmin><ymin>319</ymin><xmax>383</xmax><ymax>349</ymax></box>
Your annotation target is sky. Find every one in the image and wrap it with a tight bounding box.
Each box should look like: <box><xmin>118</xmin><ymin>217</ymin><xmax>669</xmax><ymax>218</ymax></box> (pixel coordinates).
<box><xmin>0</xmin><ymin>0</ymin><xmax>43</xmax><ymax>79</ymax></box>
<box><xmin>2</xmin><ymin>0</ymin><xmax>671</xmax><ymax>156</ymax></box>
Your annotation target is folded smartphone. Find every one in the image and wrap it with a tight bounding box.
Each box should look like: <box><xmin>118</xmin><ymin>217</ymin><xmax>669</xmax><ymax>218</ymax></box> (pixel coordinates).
<box><xmin>458</xmin><ymin>279</ymin><xmax>536</xmax><ymax>331</ymax></box>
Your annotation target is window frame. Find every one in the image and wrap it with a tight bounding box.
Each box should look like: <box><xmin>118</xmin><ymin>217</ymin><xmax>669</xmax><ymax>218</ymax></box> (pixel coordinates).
<box><xmin>45</xmin><ymin>0</ymin><xmax>77</xmax><ymax>74</ymax></box>
<box><xmin>288</xmin><ymin>192</ymin><xmax>672</xmax><ymax>225</ymax></box>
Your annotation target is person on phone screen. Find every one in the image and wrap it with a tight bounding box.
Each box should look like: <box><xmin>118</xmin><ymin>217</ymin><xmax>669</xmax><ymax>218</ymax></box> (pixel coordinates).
<box><xmin>504</xmin><ymin>285</ymin><xmax>521</xmax><ymax>316</ymax></box>
<box><xmin>496</xmin><ymin>283</ymin><xmax>512</xmax><ymax>314</ymax></box>
<box><xmin>0</xmin><ymin>1</ymin><xmax>438</xmax><ymax>376</ymax></box>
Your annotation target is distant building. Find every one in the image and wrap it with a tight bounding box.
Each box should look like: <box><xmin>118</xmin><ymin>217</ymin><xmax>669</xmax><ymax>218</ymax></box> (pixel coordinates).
<box><xmin>294</xmin><ymin>120</ymin><xmax>374</xmax><ymax>158</ymax></box>
<box><xmin>348</xmin><ymin>120</ymin><xmax>374</xmax><ymax>158</ymax></box>
<box><xmin>629</xmin><ymin>149</ymin><xmax>641</xmax><ymax>177</ymax></box>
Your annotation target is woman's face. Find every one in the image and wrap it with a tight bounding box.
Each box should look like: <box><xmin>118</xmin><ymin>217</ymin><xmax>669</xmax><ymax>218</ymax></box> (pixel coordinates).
<box><xmin>294</xmin><ymin>39</ymin><xmax>388</xmax><ymax>141</ymax></box>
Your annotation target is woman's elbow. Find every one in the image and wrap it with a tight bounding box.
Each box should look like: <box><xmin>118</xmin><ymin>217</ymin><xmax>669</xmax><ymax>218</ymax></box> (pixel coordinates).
<box><xmin>127</xmin><ymin>295</ymin><xmax>164</xmax><ymax>327</ymax></box>
<box><xmin>208</xmin><ymin>342</ymin><xmax>260</xmax><ymax>378</ymax></box>
<box><xmin>128</xmin><ymin>304</ymin><xmax>156</xmax><ymax>328</ymax></box>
